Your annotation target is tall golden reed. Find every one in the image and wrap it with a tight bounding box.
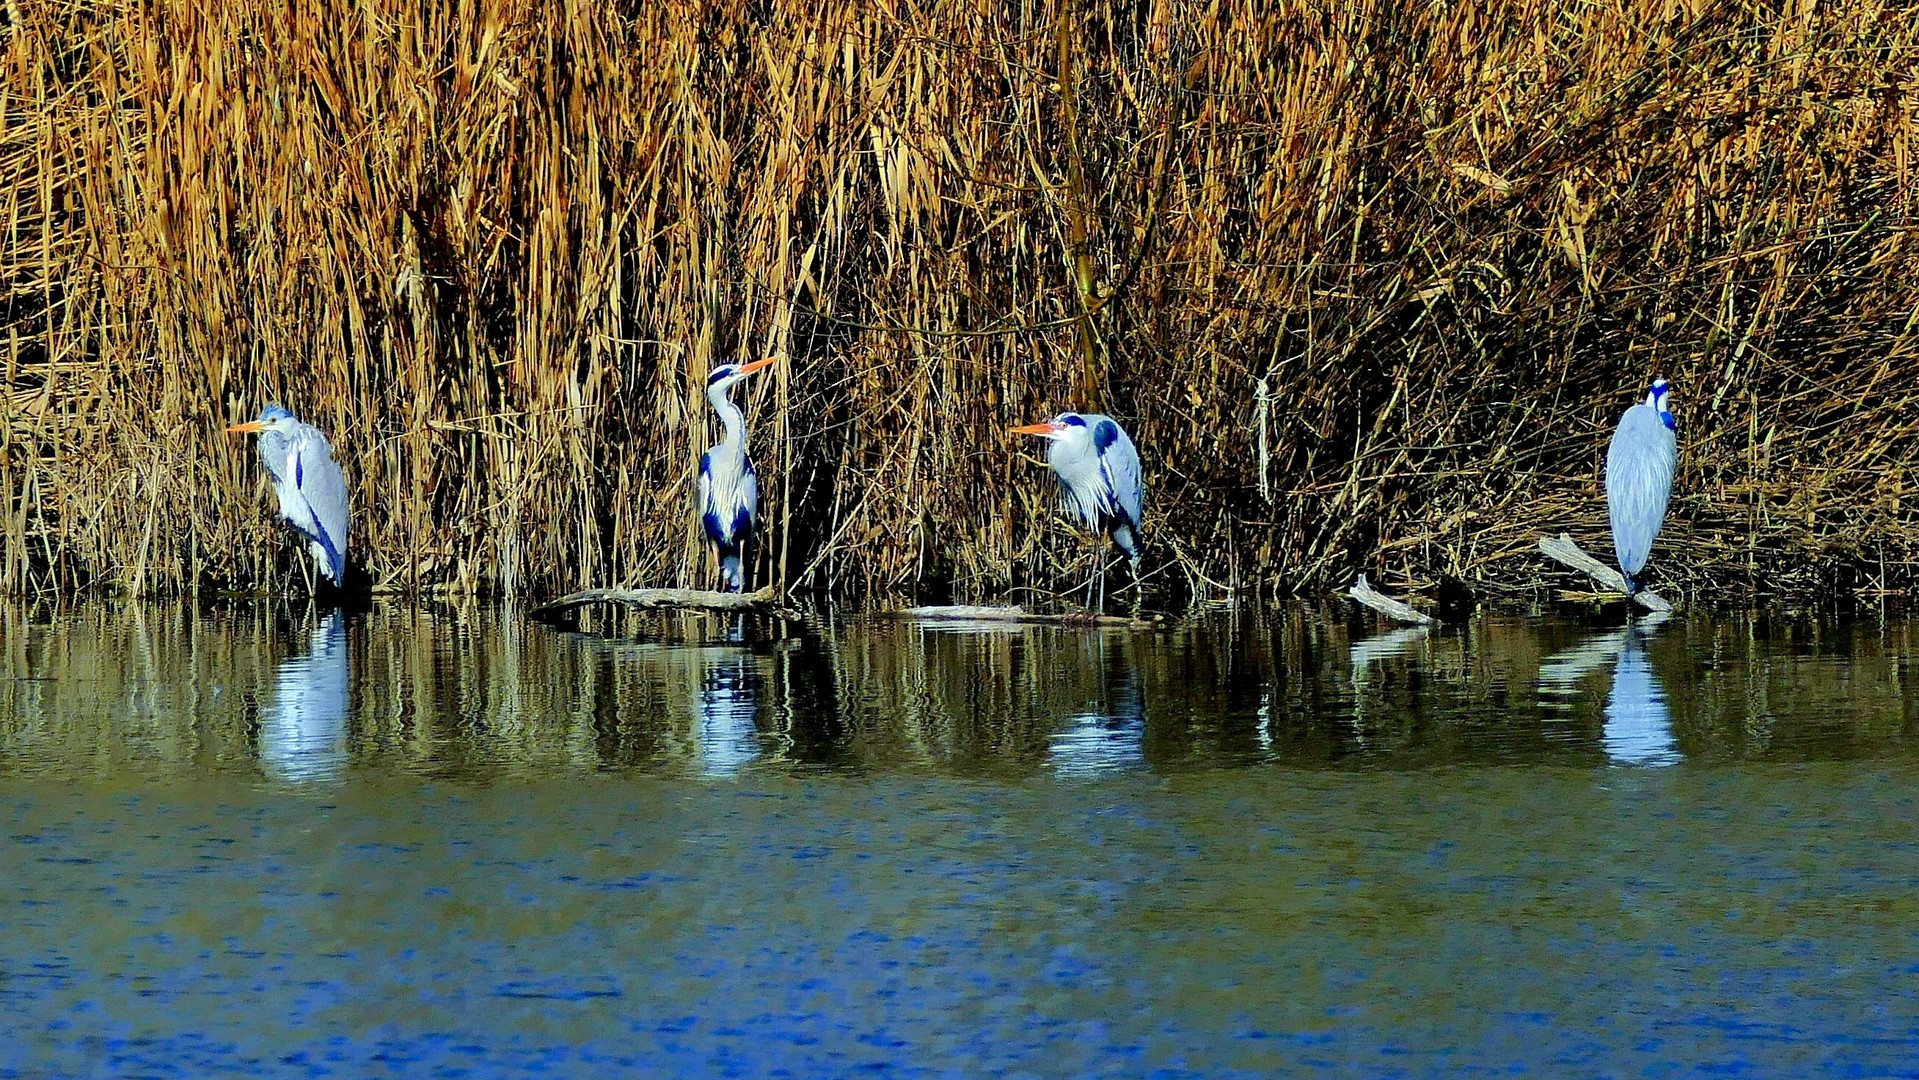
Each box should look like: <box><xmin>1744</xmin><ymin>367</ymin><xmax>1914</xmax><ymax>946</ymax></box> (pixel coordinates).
<box><xmin>2</xmin><ymin>0</ymin><xmax>1915</xmax><ymax>601</ymax></box>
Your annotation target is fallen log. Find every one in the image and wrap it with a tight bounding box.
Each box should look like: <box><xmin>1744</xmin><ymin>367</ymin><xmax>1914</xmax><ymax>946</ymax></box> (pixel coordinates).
<box><xmin>1345</xmin><ymin>574</ymin><xmax>1438</xmax><ymax>626</ymax></box>
<box><xmin>1537</xmin><ymin>533</ymin><xmax>1675</xmax><ymax>613</ymax></box>
<box><xmin>530</xmin><ymin>586</ymin><xmax>785</xmax><ymax>621</ymax></box>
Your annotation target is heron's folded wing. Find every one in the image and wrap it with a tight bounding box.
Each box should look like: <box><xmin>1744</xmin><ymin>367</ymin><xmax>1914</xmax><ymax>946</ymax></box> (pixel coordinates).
<box><xmin>1604</xmin><ymin>410</ymin><xmax>1676</xmax><ymax>571</ymax></box>
<box><xmin>1097</xmin><ymin>426</ymin><xmax>1144</xmax><ymax>530</ymax></box>
<box><xmin>293</xmin><ymin>433</ymin><xmax>352</xmax><ymax>574</ymax></box>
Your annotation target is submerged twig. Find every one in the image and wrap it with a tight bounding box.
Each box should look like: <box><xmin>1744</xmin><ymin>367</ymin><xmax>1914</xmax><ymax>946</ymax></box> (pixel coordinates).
<box><xmin>1537</xmin><ymin>534</ymin><xmax>1675</xmax><ymax>613</ymax></box>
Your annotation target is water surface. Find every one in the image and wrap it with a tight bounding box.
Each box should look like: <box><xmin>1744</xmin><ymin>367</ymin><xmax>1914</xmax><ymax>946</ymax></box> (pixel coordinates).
<box><xmin>2</xmin><ymin>602</ymin><xmax>1917</xmax><ymax>1076</ymax></box>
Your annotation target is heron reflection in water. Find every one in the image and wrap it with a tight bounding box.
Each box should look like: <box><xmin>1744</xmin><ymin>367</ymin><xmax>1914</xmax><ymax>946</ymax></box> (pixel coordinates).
<box><xmin>259</xmin><ymin>611</ymin><xmax>350</xmax><ymax>783</ymax></box>
<box><xmin>1537</xmin><ymin>612</ymin><xmax>1677</xmax><ymax>766</ymax></box>
<box><xmin>1048</xmin><ymin>634</ymin><xmax>1146</xmax><ymax>777</ymax></box>
<box><xmin>694</xmin><ymin>648</ymin><xmax>764</xmax><ymax>778</ymax></box>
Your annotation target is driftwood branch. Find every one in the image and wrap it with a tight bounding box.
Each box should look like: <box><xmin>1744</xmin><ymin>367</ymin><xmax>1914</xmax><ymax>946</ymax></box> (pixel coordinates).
<box><xmin>890</xmin><ymin>605</ymin><xmax>1152</xmax><ymax>628</ymax></box>
<box><xmin>530</xmin><ymin>586</ymin><xmax>782</xmax><ymax>620</ymax></box>
<box><xmin>1537</xmin><ymin>534</ymin><xmax>1675</xmax><ymax>613</ymax></box>
<box><xmin>1345</xmin><ymin>574</ymin><xmax>1438</xmax><ymax>626</ymax></box>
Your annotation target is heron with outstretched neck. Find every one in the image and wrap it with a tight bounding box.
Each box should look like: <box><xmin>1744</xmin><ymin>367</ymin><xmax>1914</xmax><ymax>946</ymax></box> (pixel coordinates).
<box><xmin>1605</xmin><ymin>377</ymin><xmax>1677</xmax><ymax>597</ymax></box>
<box><xmin>1012</xmin><ymin>412</ymin><xmax>1144</xmax><ymax>610</ymax></box>
<box><xmin>700</xmin><ymin>356</ymin><xmax>779</xmax><ymax>592</ymax></box>
<box><xmin>226</xmin><ymin>405</ymin><xmax>351</xmax><ymax>589</ymax></box>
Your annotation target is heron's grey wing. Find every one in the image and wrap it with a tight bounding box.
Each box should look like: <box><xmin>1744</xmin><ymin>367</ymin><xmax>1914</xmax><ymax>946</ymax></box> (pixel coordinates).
<box><xmin>1098</xmin><ymin>425</ymin><xmax>1144</xmax><ymax>530</ymax></box>
<box><xmin>699</xmin><ymin>453</ymin><xmax>714</xmax><ymax>517</ymax></box>
<box><xmin>1605</xmin><ymin>407</ymin><xmax>1676</xmax><ymax>575</ymax></box>
<box><xmin>291</xmin><ymin>425</ymin><xmax>351</xmax><ymax>580</ymax></box>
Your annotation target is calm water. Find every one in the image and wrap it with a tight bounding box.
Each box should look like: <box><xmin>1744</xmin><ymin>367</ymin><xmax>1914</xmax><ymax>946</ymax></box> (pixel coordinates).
<box><xmin>2</xmin><ymin>601</ymin><xmax>1918</xmax><ymax>1077</ymax></box>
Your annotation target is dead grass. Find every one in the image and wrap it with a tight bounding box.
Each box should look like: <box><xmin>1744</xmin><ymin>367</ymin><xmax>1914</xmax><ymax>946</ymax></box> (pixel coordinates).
<box><xmin>2</xmin><ymin>0</ymin><xmax>1915</xmax><ymax>603</ymax></box>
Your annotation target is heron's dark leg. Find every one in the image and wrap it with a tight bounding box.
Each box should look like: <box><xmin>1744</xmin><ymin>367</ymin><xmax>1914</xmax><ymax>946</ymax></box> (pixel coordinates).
<box><xmin>298</xmin><ymin>550</ymin><xmax>314</xmax><ymax>596</ymax></box>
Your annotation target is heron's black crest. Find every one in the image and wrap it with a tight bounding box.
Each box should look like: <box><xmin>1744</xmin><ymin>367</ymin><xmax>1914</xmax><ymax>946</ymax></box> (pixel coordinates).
<box><xmin>1060</xmin><ymin>413</ymin><xmax>1087</xmax><ymax>427</ymax></box>
<box><xmin>260</xmin><ymin>404</ymin><xmax>294</xmax><ymax>422</ymax></box>
<box><xmin>1649</xmin><ymin>377</ymin><xmax>1675</xmax><ymax>430</ymax></box>
<box><xmin>707</xmin><ymin>366</ymin><xmax>737</xmax><ymax>386</ymax></box>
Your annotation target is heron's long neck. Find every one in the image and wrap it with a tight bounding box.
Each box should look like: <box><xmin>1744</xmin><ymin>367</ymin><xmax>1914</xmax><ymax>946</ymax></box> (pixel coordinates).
<box><xmin>708</xmin><ymin>383</ymin><xmax>746</xmax><ymax>450</ymax></box>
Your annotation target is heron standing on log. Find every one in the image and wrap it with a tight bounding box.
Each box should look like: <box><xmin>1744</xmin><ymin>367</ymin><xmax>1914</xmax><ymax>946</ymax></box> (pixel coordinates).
<box><xmin>226</xmin><ymin>405</ymin><xmax>351</xmax><ymax>588</ymax></box>
<box><xmin>1605</xmin><ymin>377</ymin><xmax>1677</xmax><ymax>596</ymax></box>
<box><xmin>1011</xmin><ymin>412</ymin><xmax>1144</xmax><ymax>610</ymax></box>
<box><xmin>701</xmin><ymin>357</ymin><xmax>779</xmax><ymax>592</ymax></box>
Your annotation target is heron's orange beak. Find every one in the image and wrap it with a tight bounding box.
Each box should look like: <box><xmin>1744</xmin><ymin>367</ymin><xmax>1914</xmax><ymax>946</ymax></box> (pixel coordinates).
<box><xmin>225</xmin><ymin>420</ymin><xmax>266</xmax><ymax>434</ymax></box>
<box><xmin>1010</xmin><ymin>421</ymin><xmax>1066</xmax><ymax>438</ymax></box>
<box><xmin>737</xmin><ymin>355</ymin><xmax>780</xmax><ymax>377</ymax></box>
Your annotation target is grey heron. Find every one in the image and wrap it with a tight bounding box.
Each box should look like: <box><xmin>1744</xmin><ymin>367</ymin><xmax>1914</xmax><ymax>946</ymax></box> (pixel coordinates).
<box><xmin>1604</xmin><ymin>377</ymin><xmax>1677</xmax><ymax>595</ymax></box>
<box><xmin>700</xmin><ymin>356</ymin><xmax>779</xmax><ymax>592</ymax></box>
<box><xmin>1011</xmin><ymin>412</ymin><xmax>1144</xmax><ymax>609</ymax></box>
<box><xmin>226</xmin><ymin>405</ymin><xmax>350</xmax><ymax>586</ymax></box>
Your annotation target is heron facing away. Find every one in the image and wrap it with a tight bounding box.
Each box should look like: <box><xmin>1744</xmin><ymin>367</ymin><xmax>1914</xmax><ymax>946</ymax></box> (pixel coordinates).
<box><xmin>1604</xmin><ymin>377</ymin><xmax>1677</xmax><ymax>596</ymax></box>
<box><xmin>1011</xmin><ymin>412</ymin><xmax>1144</xmax><ymax>609</ymax></box>
<box><xmin>226</xmin><ymin>405</ymin><xmax>350</xmax><ymax>586</ymax></box>
<box><xmin>700</xmin><ymin>356</ymin><xmax>779</xmax><ymax>592</ymax></box>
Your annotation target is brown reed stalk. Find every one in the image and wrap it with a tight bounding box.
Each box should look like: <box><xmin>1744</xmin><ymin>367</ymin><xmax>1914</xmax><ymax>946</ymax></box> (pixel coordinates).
<box><xmin>0</xmin><ymin>0</ymin><xmax>1915</xmax><ymax>604</ymax></box>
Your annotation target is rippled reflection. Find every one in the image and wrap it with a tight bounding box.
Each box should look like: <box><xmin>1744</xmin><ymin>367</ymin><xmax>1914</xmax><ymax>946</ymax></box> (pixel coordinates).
<box><xmin>1348</xmin><ymin>625</ymin><xmax>1430</xmax><ymax>683</ymax></box>
<box><xmin>1603</xmin><ymin>622</ymin><xmax>1677</xmax><ymax>766</ymax></box>
<box><xmin>1</xmin><ymin>603</ymin><xmax>1916</xmax><ymax>780</ymax></box>
<box><xmin>694</xmin><ymin>648</ymin><xmax>763</xmax><ymax>777</ymax></box>
<box><xmin>258</xmin><ymin>610</ymin><xmax>350</xmax><ymax>783</ymax></box>
<box><xmin>1536</xmin><ymin>627</ymin><xmax>1631</xmax><ymax>696</ymax></box>
<box><xmin>9</xmin><ymin>604</ymin><xmax>1919</xmax><ymax>1079</ymax></box>
<box><xmin>1047</xmin><ymin>634</ymin><xmax>1146</xmax><ymax>777</ymax></box>
<box><xmin>1536</xmin><ymin>612</ymin><xmax>1676</xmax><ymax>766</ymax></box>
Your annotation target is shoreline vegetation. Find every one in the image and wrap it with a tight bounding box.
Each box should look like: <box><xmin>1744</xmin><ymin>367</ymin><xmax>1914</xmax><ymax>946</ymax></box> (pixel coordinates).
<box><xmin>3</xmin><ymin>1</ymin><xmax>1916</xmax><ymax>605</ymax></box>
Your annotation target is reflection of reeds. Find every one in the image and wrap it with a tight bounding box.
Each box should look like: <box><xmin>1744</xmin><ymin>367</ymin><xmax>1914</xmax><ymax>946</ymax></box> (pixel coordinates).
<box><xmin>0</xmin><ymin>601</ymin><xmax>281</xmax><ymax>774</ymax></box>
<box><xmin>3</xmin><ymin>602</ymin><xmax>1917</xmax><ymax>776</ymax></box>
<box><xmin>3</xmin><ymin>1</ymin><xmax>1916</xmax><ymax>599</ymax></box>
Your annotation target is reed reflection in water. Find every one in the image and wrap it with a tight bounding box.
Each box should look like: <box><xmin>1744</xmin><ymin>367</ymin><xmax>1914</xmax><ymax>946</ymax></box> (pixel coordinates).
<box><xmin>5</xmin><ymin>602</ymin><xmax>1919</xmax><ymax>1077</ymax></box>
<box><xmin>0</xmin><ymin>603</ymin><xmax>1917</xmax><ymax>778</ymax></box>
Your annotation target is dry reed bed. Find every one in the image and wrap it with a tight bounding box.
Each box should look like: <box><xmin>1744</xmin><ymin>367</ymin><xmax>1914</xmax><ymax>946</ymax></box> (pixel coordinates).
<box><xmin>1</xmin><ymin>0</ymin><xmax>1915</xmax><ymax>602</ymax></box>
